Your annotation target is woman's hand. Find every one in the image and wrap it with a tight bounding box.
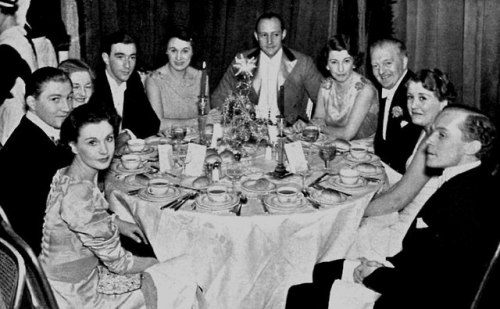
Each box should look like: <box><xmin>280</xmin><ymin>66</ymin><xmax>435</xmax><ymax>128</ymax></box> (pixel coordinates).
<box><xmin>353</xmin><ymin>258</ymin><xmax>384</xmax><ymax>283</ymax></box>
<box><xmin>115</xmin><ymin>217</ymin><xmax>148</xmax><ymax>244</ymax></box>
<box><xmin>292</xmin><ymin>119</ymin><xmax>308</xmax><ymax>133</ymax></box>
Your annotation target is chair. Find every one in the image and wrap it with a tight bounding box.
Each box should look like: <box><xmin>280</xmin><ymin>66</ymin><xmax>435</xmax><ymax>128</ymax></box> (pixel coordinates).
<box><xmin>471</xmin><ymin>241</ymin><xmax>500</xmax><ymax>309</ymax></box>
<box><xmin>0</xmin><ymin>205</ymin><xmax>59</xmax><ymax>309</ymax></box>
<box><xmin>0</xmin><ymin>238</ymin><xmax>26</xmax><ymax>309</ymax></box>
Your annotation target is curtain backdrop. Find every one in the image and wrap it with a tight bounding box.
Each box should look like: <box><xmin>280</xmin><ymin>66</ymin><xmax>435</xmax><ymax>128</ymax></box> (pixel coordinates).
<box><xmin>393</xmin><ymin>0</ymin><xmax>500</xmax><ymax>125</ymax></box>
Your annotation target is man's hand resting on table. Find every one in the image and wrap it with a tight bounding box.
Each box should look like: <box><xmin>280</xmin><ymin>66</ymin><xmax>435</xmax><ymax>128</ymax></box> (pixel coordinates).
<box><xmin>353</xmin><ymin>258</ymin><xmax>384</xmax><ymax>283</ymax></box>
<box><xmin>115</xmin><ymin>217</ymin><xmax>148</xmax><ymax>244</ymax></box>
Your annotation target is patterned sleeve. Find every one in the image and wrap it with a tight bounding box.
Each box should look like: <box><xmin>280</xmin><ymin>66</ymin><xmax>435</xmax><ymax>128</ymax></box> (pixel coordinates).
<box><xmin>60</xmin><ymin>183</ymin><xmax>134</xmax><ymax>274</ymax></box>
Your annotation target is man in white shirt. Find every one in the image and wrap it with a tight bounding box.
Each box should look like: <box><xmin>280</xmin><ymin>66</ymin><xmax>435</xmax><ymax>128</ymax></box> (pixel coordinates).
<box><xmin>91</xmin><ymin>30</ymin><xmax>159</xmax><ymax>139</ymax></box>
<box><xmin>212</xmin><ymin>12</ymin><xmax>322</xmax><ymax>125</ymax></box>
<box><xmin>370</xmin><ymin>38</ymin><xmax>418</xmax><ymax>174</ymax></box>
<box><xmin>0</xmin><ymin>67</ymin><xmax>74</xmax><ymax>254</ymax></box>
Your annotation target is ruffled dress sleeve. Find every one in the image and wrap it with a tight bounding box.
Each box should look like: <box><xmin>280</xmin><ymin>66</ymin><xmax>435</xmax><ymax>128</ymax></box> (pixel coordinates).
<box><xmin>60</xmin><ymin>182</ymin><xmax>134</xmax><ymax>275</ymax></box>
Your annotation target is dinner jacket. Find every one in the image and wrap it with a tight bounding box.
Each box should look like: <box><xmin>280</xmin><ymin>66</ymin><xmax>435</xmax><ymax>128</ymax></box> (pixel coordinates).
<box><xmin>363</xmin><ymin>165</ymin><xmax>500</xmax><ymax>309</ymax></box>
<box><xmin>91</xmin><ymin>69</ymin><xmax>160</xmax><ymax>139</ymax></box>
<box><xmin>211</xmin><ymin>46</ymin><xmax>322</xmax><ymax>125</ymax></box>
<box><xmin>373</xmin><ymin>70</ymin><xmax>418</xmax><ymax>174</ymax></box>
<box><xmin>0</xmin><ymin>116</ymin><xmax>73</xmax><ymax>254</ymax></box>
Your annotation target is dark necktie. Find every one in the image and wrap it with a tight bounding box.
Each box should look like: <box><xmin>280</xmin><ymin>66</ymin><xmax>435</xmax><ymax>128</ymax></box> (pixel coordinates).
<box><xmin>378</xmin><ymin>97</ymin><xmax>387</xmax><ymax>140</ymax></box>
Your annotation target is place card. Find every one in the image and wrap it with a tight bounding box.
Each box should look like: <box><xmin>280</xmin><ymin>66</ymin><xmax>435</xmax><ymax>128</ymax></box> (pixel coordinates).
<box><xmin>211</xmin><ymin>123</ymin><xmax>223</xmax><ymax>148</ymax></box>
<box><xmin>184</xmin><ymin>143</ymin><xmax>207</xmax><ymax>176</ymax></box>
<box><xmin>158</xmin><ymin>144</ymin><xmax>174</xmax><ymax>173</ymax></box>
<box><xmin>284</xmin><ymin>141</ymin><xmax>307</xmax><ymax>173</ymax></box>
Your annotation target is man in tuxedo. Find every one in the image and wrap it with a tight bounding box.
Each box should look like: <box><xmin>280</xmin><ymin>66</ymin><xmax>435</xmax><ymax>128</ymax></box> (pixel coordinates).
<box><xmin>371</xmin><ymin>38</ymin><xmax>418</xmax><ymax>174</ymax></box>
<box><xmin>211</xmin><ymin>12</ymin><xmax>322</xmax><ymax>125</ymax></box>
<box><xmin>286</xmin><ymin>105</ymin><xmax>499</xmax><ymax>308</ymax></box>
<box><xmin>91</xmin><ymin>30</ymin><xmax>159</xmax><ymax>139</ymax></box>
<box><xmin>0</xmin><ymin>67</ymin><xmax>74</xmax><ymax>254</ymax></box>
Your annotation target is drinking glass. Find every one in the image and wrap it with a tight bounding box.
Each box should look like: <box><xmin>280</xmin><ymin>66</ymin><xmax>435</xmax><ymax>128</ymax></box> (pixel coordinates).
<box><xmin>302</xmin><ymin>125</ymin><xmax>320</xmax><ymax>162</ymax></box>
<box><xmin>318</xmin><ymin>144</ymin><xmax>337</xmax><ymax>170</ymax></box>
<box><xmin>174</xmin><ymin>147</ymin><xmax>191</xmax><ymax>178</ymax></box>
<box><xmin>171</xmin><ymin>126</ymin><xmax>187</xmax><ymax>147</ymax></box>
<box><xmin>298</xmin><ymin>162</ymin><xmax>312</xmax><ymax>189</ymax></box>
<box><xmin>225</xmin><ymin>164</ymin><xmax>245</xmax><ymax>192</ymax></box>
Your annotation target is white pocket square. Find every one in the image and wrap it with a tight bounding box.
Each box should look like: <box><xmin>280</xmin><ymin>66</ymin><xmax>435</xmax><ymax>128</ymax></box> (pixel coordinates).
<box><xmin>400</xmin><ymin>120</ymin><xmax>409</xmax><ymax>128</ymax></box>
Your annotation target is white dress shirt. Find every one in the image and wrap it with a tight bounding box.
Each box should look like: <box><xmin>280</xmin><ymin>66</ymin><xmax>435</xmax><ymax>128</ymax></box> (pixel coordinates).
<box><xmin>256</xmin><ymin>49</ymin><xmax>283</xmax><ymax>122</ymax></box>
<box><xmin>105</xmin><ymin>70</ymin><xmax>127</xmax><ymax>117</ymax></box>
<box><xmin>26</xmin><ymin>111</ymin><xmax>60</xmax><ymax>143</ymax></box>
<box><xmin>381</xmin><ymin>70</ymin><xmax>408</xmax><ymax>140</ymax></box>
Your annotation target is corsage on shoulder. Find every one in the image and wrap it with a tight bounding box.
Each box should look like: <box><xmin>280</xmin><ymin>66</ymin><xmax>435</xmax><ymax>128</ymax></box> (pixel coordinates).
<box><xmin>321</xmin><ymin>77</ymin><xmax>334</xmax><ymax>89</ymax></box>
<box><xmin>391</xmin><ymin>106</ymin><xmax>403</xmax><ymax>119</ymax></box>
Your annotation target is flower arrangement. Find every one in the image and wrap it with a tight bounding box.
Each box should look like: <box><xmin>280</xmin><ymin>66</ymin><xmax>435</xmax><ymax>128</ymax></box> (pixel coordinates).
<box><xmin>221</xmin><ymin>54</ymin><xmax>265</xmax><ymax>144</ymax></box>
<box><xmin>391</xmin><ymin>106</ymin><xmax>403</xmax><ymax>118</ymax></box>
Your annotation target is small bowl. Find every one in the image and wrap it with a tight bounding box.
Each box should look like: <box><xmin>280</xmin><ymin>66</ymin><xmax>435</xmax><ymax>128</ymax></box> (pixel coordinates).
<box><xmin>339</xmin><ymin>167</ymin><xmax>360</xmax><ymax>185</ymax></box>
<box><xmin>276</xmin><ymin>185</ymin><xmax>299</xmax><ymax>204</ymax></box>
<box><xmin>350</xmin><ymin>145</ymin><xmax>368</xmax><ymax>160</ymax></box>
<box><xmin>121</xmin><ymin>154</ymin><xmax>142</xmax><ymax>170</ymax></box>
<box><xmin>207</xmin><ymin>185</ymin><xmax>228</xmax><ymax>203</ymax></box>
<box><xmin>147</xmin><ymin>178</ymin><xmax>170</xmax><ymax>195</ymax></box>
<box><xmin>128</xmin><ymin>138</ymin><xmax>146</xmax><ymax>152</ymax></box>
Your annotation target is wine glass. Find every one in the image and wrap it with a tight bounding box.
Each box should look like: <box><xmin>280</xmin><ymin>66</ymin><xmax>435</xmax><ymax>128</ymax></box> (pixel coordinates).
<box><xmin>174</xmin><ymin>147</ymin><xmax>191</xmax><ymax>178</ymax></box>
<box><xmin>171</xmin><ymin>126</ymin><xmax>187</xmax><ymax>147</ymax></box>
<box><xmin>318</xmin><ymin>144</ymin><xmax>337</xmax><ymax>170</ymax></box>
<box><xmin>302</xmin><ymin>125</ymin><xmax>320</xmax><ymax>162</ymax></box>
<box><xmin>225</xmin><ymin>164</ymin><xmax>244</xmax><ymax>192</ymax></box>
<box><xmin>298</xmin><ymin>162</ymin><xmax>312</xmax><ymax>190</ymax></box>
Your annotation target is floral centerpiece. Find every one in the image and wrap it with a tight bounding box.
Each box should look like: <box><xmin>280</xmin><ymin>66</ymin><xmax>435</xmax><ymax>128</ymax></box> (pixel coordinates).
<box><xmin>222</xmin><ymin>54</ymin><xmax>268</xmax><ymax>144</ymax></box>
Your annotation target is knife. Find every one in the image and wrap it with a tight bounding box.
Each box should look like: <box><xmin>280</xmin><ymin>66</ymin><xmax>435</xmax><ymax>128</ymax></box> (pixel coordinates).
<box><xmin>308</xmin><ymin>172</ymin><xmax>329</xmax><ymax>188</ymax></box>
<box><xmin>160</xmin><ymin>193</ymin><xmax>194</xmax><ymax>210</ymax></box>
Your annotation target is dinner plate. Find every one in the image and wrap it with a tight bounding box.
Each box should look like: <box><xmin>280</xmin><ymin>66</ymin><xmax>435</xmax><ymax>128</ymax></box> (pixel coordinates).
<box><xmin>195</xmin><ymin>193</ymin><xmax>239</xmax><ymax>211</ymax></box>
<box><xmin>309</xmin><ymin>189</ymin><xmax>347</xmax><ymax>206</ymax></box>
<box><xmin>241</xmin><ymin>179</ymin><xmax>277</xmax><ymax>193</ymax></box>
<box><xmin>343</xmin><ymin>152</ymin><xmax>379</xmax><ymax>164</ymax></box>
<box><xmin>289</xmin><ymin>132</ymin><xmax>329</xmax><ymax>145</ymax></box>
<box><xmin>137</xmin><ymin>187</ymin><xmax>180</xmax><ymax>202</ymax></box>
<box><xmin>329</xmin><ymin>175</ymin><xmax>367</xmax><ymax>188</ymax></box>
<box><xmin>112</xmin><ymin>162</ymin><xmax>147</xmax><ymax>175</ymax></box>
<box><xmin>352</xmin><ymin>163</ymin><xmax>385</xmax><ymax>178</ymax></box>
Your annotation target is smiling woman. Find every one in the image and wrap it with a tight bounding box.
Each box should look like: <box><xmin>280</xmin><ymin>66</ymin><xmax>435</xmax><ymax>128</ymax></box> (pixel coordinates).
<box><xmin>58</xmin><ymin>59</ymin><xmax>95</xmax><ymax>107</ymax></box>
<box><xmin>145</xmin><ymin>27</ymin><xmax>209</xmax><ymax>129</ymax></box>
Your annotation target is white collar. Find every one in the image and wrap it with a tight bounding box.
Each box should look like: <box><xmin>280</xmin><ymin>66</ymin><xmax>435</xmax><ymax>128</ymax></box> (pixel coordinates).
<box><xmin>259</xmin><ymin>48</ymin><xmax>283</xmax><ymax>65</ymax></box>
<box><xmin>105</xmin><ymin>70</ymin><xmax>127</xmax><ymax>92</ymax></box>
<box><xmin>381</xmin><ymin>69</ymin><xmax>408</xmax><ymax>99</ymax></box>
<box><xmin>442</xmin><ymin>160</ymin><xmax>481</xmax><ymax>183</ymax></box>
<box><xmin>26</xmin><ymin>111</ymin><xmax>60</xmax><ymax>141</ymax></box>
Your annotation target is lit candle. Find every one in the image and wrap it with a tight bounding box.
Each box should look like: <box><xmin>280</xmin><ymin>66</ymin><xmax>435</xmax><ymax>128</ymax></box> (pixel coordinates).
<box><xmin>200</xmin><ymin>61</ymin><xmax>207</xmax><ymax>97</ymax></box>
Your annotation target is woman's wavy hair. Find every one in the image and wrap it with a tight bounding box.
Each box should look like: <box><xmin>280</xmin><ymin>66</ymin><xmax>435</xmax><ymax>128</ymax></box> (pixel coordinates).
<box><xmin>319</xmin><ymin>34</ymin><xmax>364</xmax><ymax>74</ymax></box>
<box><xmin>408</xmin><ymin>69</ymin><xmax>457</xmax><ymax>102</ymax></box>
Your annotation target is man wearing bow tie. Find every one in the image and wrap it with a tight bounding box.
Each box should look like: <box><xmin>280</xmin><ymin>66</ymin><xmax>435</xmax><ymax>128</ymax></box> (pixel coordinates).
<box><xmin>211</xmin><ymin>12</ymin><xmax>322</xmax><ymax>126</ymax></box>
<box><xmin>0</xmin><ymin>67</ymin><xmax>74</xmax><ymax>254</ymax></box>
<box><xmin>371</xmin><ymin>38</ymin><xmax>418</xmax><ymax>174</ymax></box>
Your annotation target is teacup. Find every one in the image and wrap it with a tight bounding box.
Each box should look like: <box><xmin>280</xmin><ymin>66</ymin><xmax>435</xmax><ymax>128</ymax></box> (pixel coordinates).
<box><xmin>147</xmin><ymin>178</ymin><xmax>170</xmax><ymax>195</ymax></box>
<box><xmin>121</xmin><ymin>154</ymin><xmax>142</xmax><ymax>170</ymax></box>
<box><xmin>339</xmin><ymin>167</ymin><xmax>360</xmax><ymax>185</ymax></box>
<box><xmin>207</xmin><ymin>185</ymin><xmax>228</xmax><ymax>203</ymax></box>
<box><xmin>276</xmin><ymin>186</ymin><xmax>299</xmax><ymax>204</ymax></box>
<box><xmin>128</xmin><ymin>138</ymin><xmax>146</xmax><ymax>152</ymax></box>
<box><xmin>350</xmin><ymin>144</ymin><xmax>368</xmax><ymax>160</ymax></box>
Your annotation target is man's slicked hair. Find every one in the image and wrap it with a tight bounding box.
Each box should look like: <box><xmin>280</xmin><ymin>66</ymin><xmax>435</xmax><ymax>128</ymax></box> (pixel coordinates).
<box><xmin>254</xmin><ymin>12</ymin><xmax>286</xmax><ymax>33</ymax></box>
<box><xmin>101</xmin><ymin>30</ymin><xmax>136</xmax><ymax>55</ymax></box>
<box><xmin>370</xmin><ymin>37</ymin><xmax>408</xmax><ymax>58</ymax></box>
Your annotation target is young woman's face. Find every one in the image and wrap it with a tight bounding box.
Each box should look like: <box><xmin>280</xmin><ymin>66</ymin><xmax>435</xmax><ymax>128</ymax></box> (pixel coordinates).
<box><xmin>70</xmin><ymin>71</ymin><xmax>93</xmax><ymax>107</ymax></box>
<box><xmin>70</xmin><ymin>121</ymin><xmax>115</xmax><ymax>171</ymax></box>
<box><xmin>166</xmin><ymin>37</ymin><xmax>193</xmax><ymax>72</ymax></box>
<box><xmin>327</xmin><ymin>50</ymin><xmax>354</xmax><ymax>83</ymax></box>
<box><xmin>407</xmin><ymin>81</ymin><xmax>447</xmax><ymax>129</ymax></box>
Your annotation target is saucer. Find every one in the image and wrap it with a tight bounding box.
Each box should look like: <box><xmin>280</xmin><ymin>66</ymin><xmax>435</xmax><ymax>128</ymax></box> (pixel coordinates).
<box><xmin>137</xmin><ymin>187</ymin><xmax>180</xmax><ymax>202</ymax></box>
<box><xmin>263</xmin><ymin>193</ymin><xmax>307</xmax><ymax>211</ymax></box>
<box><xmin>195</xmin><ymin>193</ymin><xmax>239</xmax><ymax>211</ymax></box>
<box><xmin>329</xmin><ymin>175</ymin><xmax>367</xmax><ymax>188</ymax></box>
<box><xmin>123</xmin><ymin>146</ymin><xmax>157</xmax><ymax>161</ymax></box>
<box><xmin>343</xmin><ymin>152</ymin><xmax>378</xmax><ymax>163</ymax></box>
<box><xmin>113</xmin><ymin>162</ymin><xmax>147</xmax><ymax>174</ymax></box>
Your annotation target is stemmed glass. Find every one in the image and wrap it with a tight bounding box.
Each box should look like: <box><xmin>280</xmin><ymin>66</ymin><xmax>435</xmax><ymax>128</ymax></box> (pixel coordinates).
<box><xmin>225</xmin><ymin>164</ymin><xmax>244</xmax><ymax>192</ymax></box>
<box><xmin>298</xmin><ymin>162</ymin><xmax>312</xmax><ymax>190</ymax></box>
<box><xmin>302</xmin><ymin>125</ymin><xmax>320</xmax><ymax>162</ymax></box>
<box><xmin>171</xmin><ymin>126</ymin><xmax>187</xmax><ymax>148</ymax></box>
<box><xmin>318</xmin><ymin>144</ymin><xmax>337</xmax><ymax>170</ymax></box>
<box><xmin>173</xmin><ymin>147</ymin><xmax>191</xmax><ymax>178</ymax></box>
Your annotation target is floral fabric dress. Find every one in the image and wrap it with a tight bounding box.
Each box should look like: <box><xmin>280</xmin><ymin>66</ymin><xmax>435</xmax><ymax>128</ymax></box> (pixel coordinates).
<box><xmin>145</xmin><ymin>65</ymin><xmax>203</xmax><ymax>120</ymax></box>
<box><xmin>39</xmin><ymin>168</ymin><xmax>145</xmax><ymax>309</ymax></box>
<box><xmin>316</xmin><ymin>72</ymin><xmax>378</xmax><ymax>139</ymax></box>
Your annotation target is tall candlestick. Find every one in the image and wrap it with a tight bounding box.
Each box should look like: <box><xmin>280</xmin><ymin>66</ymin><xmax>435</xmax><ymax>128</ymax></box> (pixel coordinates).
<box><xmin>200</xmin><ymin>61</ymin><xmax>207</xmax><ymax>98</ymax></box>
<box><xmin>278</xmin><ymin>85</ymin><xmax>285</xmax><ymax>116</ymax></box>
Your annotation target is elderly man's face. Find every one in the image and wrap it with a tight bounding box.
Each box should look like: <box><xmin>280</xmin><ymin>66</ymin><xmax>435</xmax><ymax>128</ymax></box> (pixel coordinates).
<box><xmin>425</xmin><ymin>109</ymin><xmax>474</xmax><ymax>169</ymax></box>
<box><xmin>27</xmin><ymin>81</ymin><xmax>73</xmax><ymax>129</ymax></box>
<box><xmin>370</xmin><ymin>43</ymin><xmax>408</xmax><ymax>90</ymax></box>
<box><xmin>102</xmin><ymin>43</ymin><xmax>137</xmax><ymax>84</ymax></box>
<box><xmin>254</xmin><ymin>17</ymin><xmax>286</xmax><ymax>58</ymax></box>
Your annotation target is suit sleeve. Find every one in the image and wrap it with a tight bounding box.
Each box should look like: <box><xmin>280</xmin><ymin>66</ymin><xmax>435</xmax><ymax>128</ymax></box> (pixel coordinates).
<box><xmin>301</xmin><ymin>56</ymin><xmax>323</xmax><ymax>104</ymax></box>
<box><xmin>211</xmin><ymin>60</ymin><xmax>237</xmax><ymax>109</ymax></box>
<box><xmin>0</xmin><ymin>45</ymin><xmax>31</xmax><ymax>104</ymax></box>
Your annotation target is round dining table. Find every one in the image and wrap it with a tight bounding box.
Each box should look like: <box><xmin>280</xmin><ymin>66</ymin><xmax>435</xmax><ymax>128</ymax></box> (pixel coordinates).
<box><xmin>105</xmin><ymin>136</ymin><xmax>384</xmax><ymax>309</ymax></box>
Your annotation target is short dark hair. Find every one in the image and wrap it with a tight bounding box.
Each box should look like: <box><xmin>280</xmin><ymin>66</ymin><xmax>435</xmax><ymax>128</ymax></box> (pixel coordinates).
<box><xmin>408</xmin><ymin>68</ymin><xmax>456</xmax><ymax>102</ymax></box>
<box><xmin>58</xmin><ymin>58</ymin><xmax>95</xmax><ymax>81</ymax></box>
<box><xmin>255</xmin><ymin>12</ymin><xmax>286</xmax><ymax>33</ymax></box>
<box><xmin>0</xmin><ymin>0</ymin><xmax>18</xmax><ymax>15</ymax></box>
<box><xmin>166</xmin><ymin>27</ymin><xmax>194</xmax><ymax>47</ymax></box>
<box><xmin>370</xmin><ymin>37</ymin><xmax>408</xmax><ymax>58</ymax></box>
<box><xmin>60</xmin><ymin>103</ymin><xmax>121</xmax><ymax>146</ymax></box>
<box><xmin>444</xmin><ymin>105</ymin><xmax>497</xmax><ymax>161</ymax></box>
<box><xmin>25</xmin><ymin>67</ymin><xmax>71</xmax><ymax>100</ymax></box>
<box><xmin>320</xmin><ymin>34</ymin><xmax>364</xmax><ymax>69</ymax></box>
<box><xmin>101</xmin><ymin>30</ymin><xmax>136</xmax><ymax>55</ymax></box>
